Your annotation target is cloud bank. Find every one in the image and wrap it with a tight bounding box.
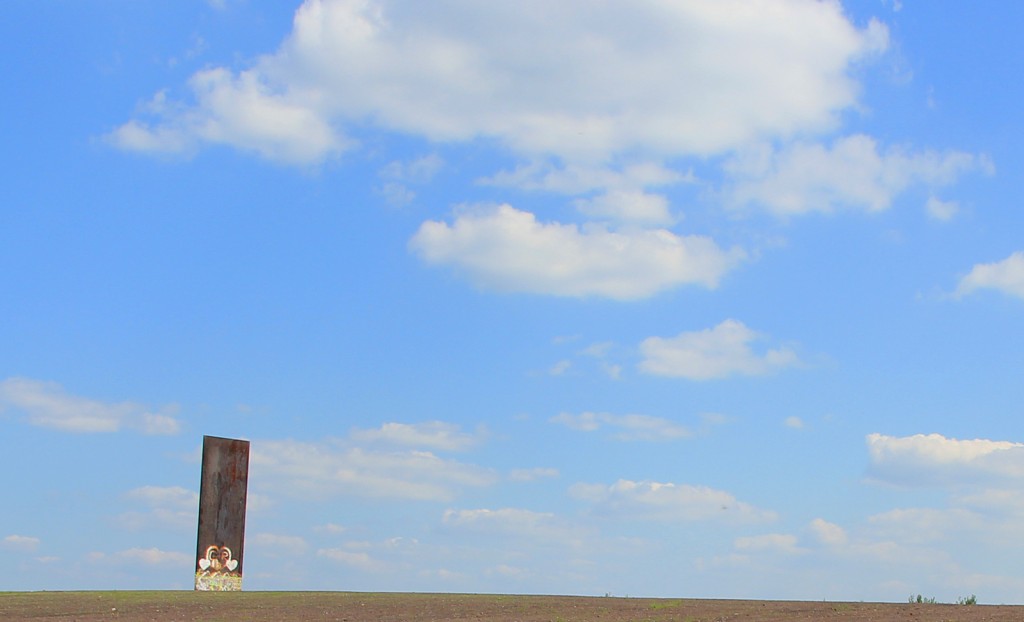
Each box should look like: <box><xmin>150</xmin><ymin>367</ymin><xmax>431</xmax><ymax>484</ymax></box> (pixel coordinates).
<box><xmin>110</xmin><ymin>0</ymin><xmax>887</xmax><ymax>165</ymax></box>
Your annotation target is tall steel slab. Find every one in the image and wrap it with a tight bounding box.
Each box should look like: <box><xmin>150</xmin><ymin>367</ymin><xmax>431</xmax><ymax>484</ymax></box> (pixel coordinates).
<box><xmin>195</xmin><ymin>435</ymin><xmax>250</xmax><ymax>591</ymax></box>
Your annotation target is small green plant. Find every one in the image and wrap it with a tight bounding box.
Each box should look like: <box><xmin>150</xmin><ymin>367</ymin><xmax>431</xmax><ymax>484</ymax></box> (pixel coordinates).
<box><xmin>649</xmin><ymin>599</ymin><xmax>684</xmax><ymax>610</ymax></box>
<box><xmin>908</xmin><ymin>594</ymin><xmax>936</xmax><ymax>604</ymax></box>
<box><xmin>957</xmin><ymin>594</ymin><xmax>977</xmax><ymax>606</ymax></box>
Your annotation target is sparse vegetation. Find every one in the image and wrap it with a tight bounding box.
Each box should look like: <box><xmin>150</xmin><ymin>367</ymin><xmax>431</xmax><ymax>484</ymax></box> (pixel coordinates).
<box><xmin>906</xmin><ymin>594</ymin><xmax>978</xmax><ymax>606</ymax></box>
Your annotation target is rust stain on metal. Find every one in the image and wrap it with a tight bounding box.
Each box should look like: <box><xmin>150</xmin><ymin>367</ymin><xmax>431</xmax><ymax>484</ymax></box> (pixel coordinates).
<box><xmin>195</xmin><ymin>435</ymin><xmax>250</xmax><ymax>591</ymax></box>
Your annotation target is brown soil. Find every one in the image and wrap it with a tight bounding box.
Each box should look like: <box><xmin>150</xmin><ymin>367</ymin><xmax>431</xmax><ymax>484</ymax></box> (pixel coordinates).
<box><xmin>1</xmin><ymin>591</ymin><xmax>1020</xmax><ymax>621</ymax></box>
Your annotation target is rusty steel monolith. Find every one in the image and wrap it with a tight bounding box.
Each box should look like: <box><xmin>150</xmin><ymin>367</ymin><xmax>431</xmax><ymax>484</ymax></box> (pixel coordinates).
<box><xmin>195</xmin><ymin>435</ymin><xmax>250</xmax><ymax>591</ymax></box>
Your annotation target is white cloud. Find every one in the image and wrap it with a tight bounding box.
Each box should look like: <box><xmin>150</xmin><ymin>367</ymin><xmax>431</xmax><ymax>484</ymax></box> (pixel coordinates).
<box><xmin>639</xmin><ymin>319</ymin><xmax>800</xmax><ymax>380</ymax></box>
<box><xmin>581</xmin><ymin>342</ymin><xmax>612</xmax><ymax>358</ymax></box>
<box><xmin>2</xmin><ymin>535</ymin><xmax>40</xmax><ymax>552</ymax></box>
<box><xmin>570</xmin><ymin>479</ymin><xmax>776</xmax><ymax>523</ymax></box>
<box><xmin>349</xmin><ymin>421</ymin><xmax>483</xmax><ymax>451</ymax></box>
<box><xmin>378</xmin><ymin>182</ymin><xmax>416</xmax><ymax>207</ymax></box>
<box><xmin>866</xmin><ymin>507</ymin><xmax>983</xmax><ymax>546</ymax></box>
<box><xmin>317</xmin><ymin>548</ymin><xmax>388</xmax><ymax>572</ymax></box>
<box><xmin>0</xmin><ymin>377</ymin><xmax>181</xmax><ymax>435</ymax></box>
<box><xmin>252</xmin><ymin>533</ymin><xmax>309</xmax><ymax>552</ymax></box>
<box><xmin>377</xmin><ymin>154</ymin><xmax>445</xmax><ymax>206</ymax></box>
<box><xmin>550</xmin><ymin>412</ymin><xmax>690</xmax><ymax>442</ymax></box>
<box><xmin>866</xmin><ymin>433</ymin><xmax>1024</xmax><ymax>487</ymax></box>
<box><xmin>574</xmin><ymin>341</ymin><xmax>625</xmax><ymax>380</ymax></box>
<box><xmin>410</xmin><ymin>204</ymin><xmax>743</xmax><ymax>300</ymax></box>
<box><xmin>734</xmin><ymin>533</ymin><xmax>802</xmax><ymax>555</ymax></box>
<box><xmin>380</xmin><ymin>154</ymin><xmax>444</xmax><ymax>184</ymax></box>
<box><xmin>111</xmin><ymin>0</ymin><xmax>886</xmax><ymax>165</ymax></box>
<box><xmin>926</xmin><ymin>196</ymin><xmax>959</xmax><ymax>221</ymax></box>
<box><xmin>315</xmin><ymin>523</ymin><xmax>348</xmax><ymax>534</ymax></box>
<box><xmin>484</xmin><ymin>162</ymin><xmax>688</xmax><ymax>196</ymax></box>
<box><xmin>508</xmin><ymin>467</ymin><xmax>559</xmax><ymax>482</ymax></box>
<box><xmin>573</xmin><ymin>190</ymin><xmax>675</xmax><ymax>226</ymax></box>
<box><xmin>809</xmin><ymin>518</ymin><xmax>848</xmax><ymax>547</ymax></box>
<box><xmin>117</xmin><ymin>485</ymin><xmax>199</xmax><ymax>531</ymax></box>
<box><xmin>442</xmin><ymin>507</ymin><xmax>584</xmax><ymax>542</ymax></box>
<box><xmin>725</xmin><ymin>135</ymin><xmax>992</xmax><ymax>216</ymax></box>
<box><xmin>109</xmin><ymin>68</ymin><xmax>346</xmax><ymax>165</ymax></box>
<box><xmin>955</xmin><ymin>251</ymin><xmax>1024</xmax><ymax>300</ymax></box>
<box><xmin>601</xmin><ymin>363</ymin><xmax>623</xmax><ymax>381</ymax></box>
<box><xmin>548</xmin><ymin>360</ymin><xmax>572</xmax><ymax>376</ymax></box>
<box><xmin>784</xmin><ymin>416</ymin><xmax>804</xmax><ymax>429</ymax></box>
<box><xmin>253</xmin><ymin>438</ymin><xmax>497</xmax><ymax>502</ymax></box>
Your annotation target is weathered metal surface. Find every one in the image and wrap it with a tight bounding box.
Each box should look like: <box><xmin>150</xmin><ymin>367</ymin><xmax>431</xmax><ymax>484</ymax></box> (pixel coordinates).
<box><xmin>194</xmin><ymin>435</ymin><xmax>250</xmax><ymax>591</ymax></box>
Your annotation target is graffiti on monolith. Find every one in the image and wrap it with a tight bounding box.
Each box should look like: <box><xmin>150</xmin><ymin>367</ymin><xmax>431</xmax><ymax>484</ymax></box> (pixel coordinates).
<box><xmin>195</xmin><ymin>435</ymin><xmax>250</xmax><ymax>591</ymax></box>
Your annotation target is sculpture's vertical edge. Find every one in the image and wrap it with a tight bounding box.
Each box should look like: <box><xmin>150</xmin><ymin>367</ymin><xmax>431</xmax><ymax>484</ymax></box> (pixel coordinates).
<box><xmin>195</xmin><ymin>435</ymin><xmax>250</xmax><ymax>591</ymax></box>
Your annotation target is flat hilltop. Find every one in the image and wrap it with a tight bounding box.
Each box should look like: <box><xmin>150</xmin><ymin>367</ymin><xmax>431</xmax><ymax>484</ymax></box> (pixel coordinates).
<box><xmin>2</xmin><ymin>591</ymin><xmax>1021</xmax><ymax>621</ymax></box>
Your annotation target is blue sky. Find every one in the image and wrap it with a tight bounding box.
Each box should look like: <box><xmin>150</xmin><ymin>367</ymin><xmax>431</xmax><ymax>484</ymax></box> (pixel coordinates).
<box><xmin>3</xmin><ymin>0</ymin><xmax>1024</xmax><ymax>603</ymax></box>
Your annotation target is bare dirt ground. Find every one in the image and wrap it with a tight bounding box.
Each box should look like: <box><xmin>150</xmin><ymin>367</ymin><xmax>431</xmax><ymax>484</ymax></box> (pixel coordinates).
<box><xmin>2</xmin><ymin>591</ymin><xmax>1021</xmax><ymax>622</ymax></box>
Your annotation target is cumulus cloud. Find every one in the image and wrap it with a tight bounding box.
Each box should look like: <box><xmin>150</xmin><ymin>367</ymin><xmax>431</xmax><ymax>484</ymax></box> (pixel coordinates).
<box><xmin>951</xmin><ymin>489</ymin><xmax>1024</xmax><ymax>526</ymax></box>
<box><xmin>548</xmin><ymin>360</ymin><xmax>572</xmax><ymax>376</ymax></box>
<box><xmin>117</xmin><ymin>485</ymin><xmax>199</xmax><ymax>531</ymax></box>
<box><xmin>380</xmin><ymin>154</ymin><xmax>444</xmax><ymax>184</ymax></box>
<box><xmin>809</xmin><ymin>518</ymin><xmax>849</xmax><ymax>547</ymax></box>
<box><xmin>252</xmin><ymin>533</ymin><xmax>309</xmax><ymax>552</ymax></box>
<box><xmin>955</xmin><ymin>251</ymin><xmax>1024</xmax><ymax>300</ymax></box>
<box><xmin>442</xmin><ymin>507</ymin><xmax>584</xmax><ymax>542</ymax></box>
<box><xmin>550</xmin><ymin>412</ymin><xmax>690</xmax><ymax>442</ymax></box>
<box><xmin>734</xmin><ymin>533</ymin><xmax>803</xmax><ymax>555</ymax></box>
<box><xmin>866</xmin><ymin>433</ymin><xmax>1024</xmax><ymax>487</ymax></box>
<box><xmin>573</xmin><ymin>190</ymin><xmax>675</xmax><ymax>226</ymax></box>
<box><xmin>508</xmin><ymin>467</ymin><xmax>559</xmax><ymax>482</ymax></box>
<box><xmin>0</xmin><ymin>377</ymin><xmax>181</xmax><ymax>435</ymax></box>
<box><xmin>866</xmin><ymin>507</ymin><xmax>983</xmax><ymax>546</ymax></box>
<box><xmin>315</xmin><ymin>523</ymin><xmax>348</xmax><ymax>534</ymax></box>
<box><xmin>570</xmin><ymin>479</ymin><xmax>776</xmax><ymax>523</ymax></box>
<box><xmin>484</xmin><ymin>161</ymin><xmax>688</xmax><ymax>197</ymax></box>
<box><xmin>377</xmin><ymin>154</ymin><xmax>445</xmax><ymax>206</ymax></box>
<box><xmin>410</xmin><ymin>204</ymin><xmax>743</xmax><ymax>299</ymax></box>
<box><xmin>349</xmin><ymin>421</ymin><xmax>484</xmax><ymax>451</ymax></box>
<box><xmin>110</xmin><ymin>0</ymin><xmax>885</xmax><ymax>165</ymax></box>
<box><xmin>926</xmin><ymin>196</ymin><xmax>959</xmax><ymax>221</ymax></box>
<box><xmin>253</xmin><ymin>438</ymin><xmax>497</xmax><ymax>502</ymax></box>
<box><xmin>725</xmin><ymin>135</ymin><xmax>993</xmax><ymax>216</ymax></box>
<box><xmin>639</xmin><ymin>319</ymin><xmax>800</xmax><ymax>380</ymax></box>
<box><xmin>317</xmin><ymin>548</ymin><xmax>388</xmax><ymax>572</ymax></box>
<box><xmin>2</xmin><ymin>535</ymin><xmax>40</xmax><ymax>552</ymax></box>
<box><xmin>117</xmin><ymin>487</ymin><xmax>199</xmax><ymax>528</ymax></box>
<box><xmin>109</xmin><ymin>68</ymin><xmax>346</xmax><ymax>165</ymax></box>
